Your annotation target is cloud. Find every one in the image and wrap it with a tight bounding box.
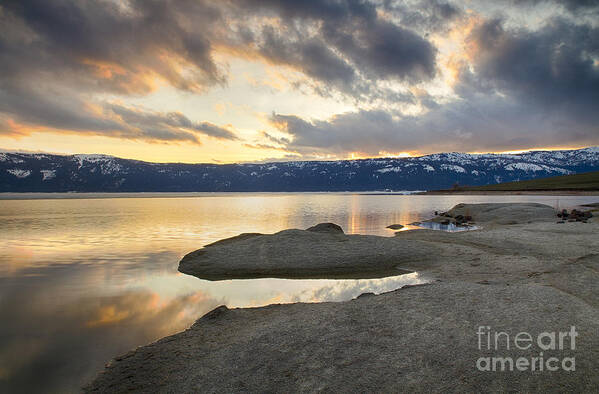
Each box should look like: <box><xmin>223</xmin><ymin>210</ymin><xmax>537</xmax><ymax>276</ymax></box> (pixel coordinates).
<box><xmin>1</xmin><ymin>0</ymin><xmax>598</xmax><ymax>155</ymax></box>
<box><xmin>257</xmin><ymin>28</ymin><xmax>358</xmax><ymax>91</ymax></box>
<box><xmin>0</xmin><ymin>83</ymin><xmax>123</xmax><ymax>135</ymax></box>
<box><xmin>0</xmin><ymin>0</ymin><xmax>438</xmax><ymax>143</ymax></box>
<box><xmin>0</xmin><ymin>94</ymin><xmax>238</xmax><ymax>144</ymax></box>
<box><xmin>0</xmin><ymin>0</ymin><xmax>241</xmax><ymax>144</ymax></box>
<box><xmin>322</xmin><ymin>18</ymin><xmax>437</xmax><ymax>82</ymax></box>
<box><xmin>512</xmin><ymin>0</ymin><xmax>599</xmax><ymax>12</ymax></box>
<box><xmin>382</xmin><ymin>0</ymin><xmax>463</xmax><ymax>33</ymax></box>
<box><xmin>195</xmin><ymin>122</ymin><xmax>239</xmax><ymax>140</ymax></box>
<box><xmin>462</xmin><ymin>17</ymin><xmax>599</xmax><ymax>121</ymax></box>
<box><xmin>235</xmin><ymin>0</ymin><xmax>438</xmax><ymax>93</ymax></box>
<box><xmin>1</xmin><ymin>0</ymin><xmax>225</xmax><ymax>94</ymax></box>
<box><xmin>1</xmin><ymin>0</ymin><xmax>438</xmax><ymax>98</ymax></box>
<box><xmin>270</xmin><ymin>91</ymin><xmax>599</xmax><ymax>156</ymax></box>
<box><xmin>107</xmin><ymin>104</ymin><xmax>239</xmax><ymax>142</ymax></box>
<box><xmin>265</xmin><ymin>13</ymin><xmax>599</xmax><ymax>156</ymax></box>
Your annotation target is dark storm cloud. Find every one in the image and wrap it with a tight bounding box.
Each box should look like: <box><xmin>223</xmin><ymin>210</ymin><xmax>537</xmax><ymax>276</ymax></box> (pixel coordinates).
<box><xmin>0</xmin><ymin>0</ymin><xmax>439</xmax><ymax>92</ymax></box>
<box><xmin>1</xmin><ymin>0</ymin><xmax>224</xmax><ymax>92</ymax></box>
<box><xmin>237</xmin><ymin>0</ymin><xmax>437</xmax><ymax>86</ymax></box>
<box><xmin>257</xmin><ymin>27</ymin><xmax>358</xmax><ymax>89</ymax></box>
<box><xmin>463</xmin><ymin>17</ymin><xmax>599</xmax><ymax>121</ymax></box>
<box><xmin>321</xmin><ymin>18</ymin><xmax>437</xmax><ymax>82</ymax></box>
<box><xmin>267</xmin><ymin>13</ymin><xmax>599</xmax><ymax>155</ymax></box>
<box><xmin>382</xmin><ymin>0</ymin><xmax>462</xmax><ymax>33</ymax></box>
<box><xmin>512</xmin><ymin>0</ymin><xmax>599</xmax><ymax>11</ymax></box>
<box><xmin>234</xmin><ymin>0</ymin><xmax>378</xmax><ymax>25</ymax></box>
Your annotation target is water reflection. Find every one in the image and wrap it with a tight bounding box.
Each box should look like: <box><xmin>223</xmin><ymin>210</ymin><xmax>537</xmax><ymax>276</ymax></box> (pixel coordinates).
<box><xmin>0</xmin><ymin>285</ymin><xmax>222</xmax><ymax>393</ymax></box>
<box><xmin>0</xmin><ymin>255</ymin><xmax>422</xmax><ymax>393</ymax></box>
<box><xmin>1</xmin><ymin>193</ymin><xmax>598</xmax><ymax>393</ymax></box>
<box><xmin>290</xmin><ymin>273</ymin><xmax>425</xmax><ymax>303</ymax></box>
<box><xmin>414</xmin><ymin>222</ymin><xmax>479</xmax><ymax>232</ymax></box>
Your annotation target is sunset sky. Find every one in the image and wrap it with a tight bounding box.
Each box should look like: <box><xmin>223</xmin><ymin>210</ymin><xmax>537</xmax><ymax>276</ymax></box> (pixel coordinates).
<box><xmin>1</xmin><ymin>0</ymin><xmax>598</xmax><ymax>163</ymax></box>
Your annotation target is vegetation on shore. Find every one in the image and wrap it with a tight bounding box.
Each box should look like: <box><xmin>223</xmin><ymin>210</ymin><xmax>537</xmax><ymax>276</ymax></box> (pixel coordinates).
<box><xmin>432</xmin><ymin>170</ymin><xmax>599</xmax><ymax>192</ymax></box>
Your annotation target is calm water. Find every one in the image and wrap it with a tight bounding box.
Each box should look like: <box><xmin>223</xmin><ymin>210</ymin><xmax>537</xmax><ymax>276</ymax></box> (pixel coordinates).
<box><xmin>1</xmin><ymin>193</ymin><xmax>598</xmax><ymax>393</ymax></box>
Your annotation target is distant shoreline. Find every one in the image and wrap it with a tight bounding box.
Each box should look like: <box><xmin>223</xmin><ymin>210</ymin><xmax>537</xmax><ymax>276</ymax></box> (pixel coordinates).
<box><xmin>0</xmin><ymin>191</ymin><xmax>423</xmax><ymax>200</ymax></box>
<box><xmin>2</xmin><ymin>190</ymin><xmax>598</xmax><ymax>200</ymax></box>
<box><xmin>419</xmin><ymin>190</ymin><xmax>599</xmax><ymax>195</ymax></box>
<box><xmin>420</xmin><ymin>170</ymin><xmax>599</xmax><ymax>194</ymax></box>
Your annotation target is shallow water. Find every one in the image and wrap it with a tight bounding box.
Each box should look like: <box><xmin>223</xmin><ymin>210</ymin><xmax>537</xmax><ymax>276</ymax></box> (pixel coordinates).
<box><xmin>415</xmin><ymin>221</ymin><xmax>480</xmax><ymax>232</ymax></box>
<box><xmin>0</xmin><ymin>192</ymin><xmax>597</xmax><ymax>393</ymax></box>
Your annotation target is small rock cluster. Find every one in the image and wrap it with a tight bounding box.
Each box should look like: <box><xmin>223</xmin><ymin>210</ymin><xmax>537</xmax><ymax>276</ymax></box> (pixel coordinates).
<box><xmin>556</xmin><ymin>209</ymin><xmax>593</xmax><ymax>223</ymax></box>
<box><xmin>433</xmin><ymin>211</ymin><xmax>473</xmax><ymax>226</ymax></box>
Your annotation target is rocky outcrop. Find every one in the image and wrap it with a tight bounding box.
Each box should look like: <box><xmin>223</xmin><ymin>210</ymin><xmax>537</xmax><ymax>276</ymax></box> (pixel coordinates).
<box><xmin>427</xmin><ymin>202</ymin><xmax>556</xmax><ymax>227</ymax></box>
<box><xmin>178</xmin><ymin>226</ymin><xmax>438</xmax><ymax>280</ymax></box>
<box><xmin>86</xmin><ymin>281</ymin><xmax>599</xmax><ymax>393</ymax></box>
<box><xmin>557</xmin><ymin>209</ymin><xmax>593</xmax><ymax>222</ymax></box>
<box><xmin>178</xmin><ymin>203</ymin><xmax>567</xmax><ymax>281</ymax></box>
<box><xmin>88</xmin><ymin>203</ymin><xmax>599</xmax><ymax>392</ymax></box>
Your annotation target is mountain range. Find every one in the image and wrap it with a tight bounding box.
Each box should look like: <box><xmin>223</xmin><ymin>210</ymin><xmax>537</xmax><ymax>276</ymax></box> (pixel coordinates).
<box><xmin>1</xmin><ymin>147</ymin><xmax>598</xmax><ymax>192</ymax></box>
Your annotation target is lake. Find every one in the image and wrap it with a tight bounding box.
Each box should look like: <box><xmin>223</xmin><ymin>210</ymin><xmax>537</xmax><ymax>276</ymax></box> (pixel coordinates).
<box><xmin>1</xmin><ymin>193</ymin><xmax>597</xmax><ymax>393</ymax></box>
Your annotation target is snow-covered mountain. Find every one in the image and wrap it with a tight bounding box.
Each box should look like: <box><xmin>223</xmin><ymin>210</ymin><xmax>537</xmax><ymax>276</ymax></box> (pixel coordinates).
<box><xmin>1</xmin><ymin>148</ymin><xmax>598</xmax><ymax>192</ymax></box>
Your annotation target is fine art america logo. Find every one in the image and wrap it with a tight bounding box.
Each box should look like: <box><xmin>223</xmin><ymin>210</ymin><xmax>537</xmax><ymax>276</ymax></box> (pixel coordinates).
<box><xmin>476</xmin><ymin>326</ymin><xmax>577</xmax><ymax>372</ymax></box>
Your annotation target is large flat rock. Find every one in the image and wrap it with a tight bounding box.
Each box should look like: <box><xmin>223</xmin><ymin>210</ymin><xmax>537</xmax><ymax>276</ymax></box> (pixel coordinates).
<box><xmin>85</xmin><ymin>281</ymin><xmax>599</xmax><ymax>393</ymax></box>
<box><xmin>179</xmin><ymin>229</ymin><xmax>441</xmax><ymax>280</ymax></box>
<box><xmin>178</xmin><ymin>203</ymin><xmax>562</xmax><ymax>281</ymax></box>
<box><xmin>446</xmin><ymin>202</ymin><xmax>556</xmax><ymax>225</ymax></box>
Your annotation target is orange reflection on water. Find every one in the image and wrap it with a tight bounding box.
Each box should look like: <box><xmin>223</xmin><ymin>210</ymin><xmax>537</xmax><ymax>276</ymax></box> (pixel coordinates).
<box><xmin>87</xmin><ymin>305</ymin><xmax>131</xmax><ymax>327</ymax></box>
<box><xmin>84</xmin><ymin>291</ymin><xmax>219</xmax><ymax>329</ymax></box>
<box><xmin>343</xmin><ymin>194</ymin><xmax>424</xmax><ymax>235</ymax></box>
